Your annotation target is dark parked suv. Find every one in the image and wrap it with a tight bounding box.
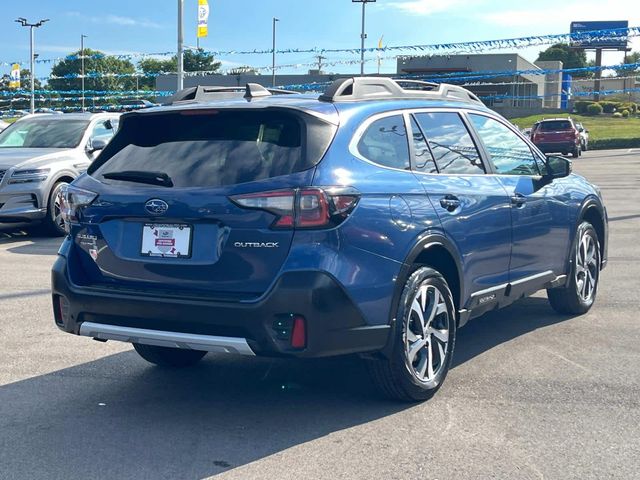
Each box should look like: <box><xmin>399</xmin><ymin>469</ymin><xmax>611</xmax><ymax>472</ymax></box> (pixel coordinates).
<box><xmin>52</xmin><ymin>78</ymin><xmax>608</xmax><ymax>401</ymax></box>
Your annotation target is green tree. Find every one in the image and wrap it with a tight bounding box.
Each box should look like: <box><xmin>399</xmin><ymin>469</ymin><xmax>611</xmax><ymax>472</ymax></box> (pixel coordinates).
<box><xmin>48</xmin><ymin>49</ymin><xmax>136</xmax><ymax>92</ymax></box>
<box><xmin>617</xmin><ymin>51</ymin><xmax>640</xmax><ymax>76</ymax></box>
<box><xmin>138</xmin><ymin>58</ymin><xmax>176</xmax><ymax>89</ymax></box>
<box><xmin>537</xmin><ymin>44</ymin><xmax>591</xmax><ymax>77</ymax></box>
<box><xmin>183</xmin><ymin>49</ymin><xmax>221</xmax><ymax>73</ymax></box>
<box><xmin>138</xmin><ymin>49</ymin><xmax>222</xmax><ymax>89</ymax></box>
<box><xmin>0</xmin><ymin>69</ymin><xmax>43</xmax><ymax>111</ymax></box>
<box><xmin>0</xmin><ymin>69</ymin><xmax>42</xmax><ymax>91</ymax></box>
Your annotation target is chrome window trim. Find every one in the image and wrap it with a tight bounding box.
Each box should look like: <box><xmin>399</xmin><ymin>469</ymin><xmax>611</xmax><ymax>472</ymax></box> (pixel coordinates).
<box><xmin>349</xmin><ymin>107</ymin><xmax>492</xmax><ymax>176</ymax></box>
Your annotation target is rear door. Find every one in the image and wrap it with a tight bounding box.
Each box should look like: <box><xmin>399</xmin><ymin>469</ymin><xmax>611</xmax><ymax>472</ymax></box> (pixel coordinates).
<box><xmin>409</xmin><ymin>110</ymin><xmax>512</xmax><ymax>308</ymax></box>
<box><xmin>75</xmin><ymin>108</ymin><xmax>335</xmax><ymax>299</ymax></box>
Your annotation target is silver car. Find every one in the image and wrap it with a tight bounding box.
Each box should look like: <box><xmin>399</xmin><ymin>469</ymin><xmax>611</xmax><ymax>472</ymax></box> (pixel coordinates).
<box><xmin>0</xmin><ymin>113</ymin><xmax>119</xmax><ymax>235</ymax></box>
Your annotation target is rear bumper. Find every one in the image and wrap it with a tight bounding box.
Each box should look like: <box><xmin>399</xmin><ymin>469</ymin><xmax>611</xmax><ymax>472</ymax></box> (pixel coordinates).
<box><xmin>51</xmin><ymin>255</ymin><xmax>390</xmax><ymax>358</ymax></box>
<box><xmin>534</xmin><ymin>141</ymin><xmax>577</xmax><ymax>153</ymax></box>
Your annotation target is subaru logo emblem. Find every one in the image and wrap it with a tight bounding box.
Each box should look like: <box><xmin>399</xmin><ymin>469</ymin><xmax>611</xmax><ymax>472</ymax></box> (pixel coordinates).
<box><xmin>145</xmin><ymin>199</ymin><xmax>169</xmax><ymax>215</ymax></box>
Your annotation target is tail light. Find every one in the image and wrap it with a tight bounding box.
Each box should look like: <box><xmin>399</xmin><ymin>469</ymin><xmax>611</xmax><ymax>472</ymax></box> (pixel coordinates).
<box><xmin>230</xmin><ymin>187</ymin><xmax>359</xmax><ymax>230</ymax></box>
<box><xmin>60</xmin><ymin>184</ymin><xmax>98</xmax><ymax>228</ymax></box>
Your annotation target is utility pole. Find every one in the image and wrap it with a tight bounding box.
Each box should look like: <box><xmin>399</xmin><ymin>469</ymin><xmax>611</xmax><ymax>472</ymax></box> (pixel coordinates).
<box><xmin>15</xmin><ymin>17</ymin><xmax>49</xmax><ymax>114</ymax></box>
<box><xmin>272</xmin><ymin>17</ymin><xmax>280</xmax><ymax>88</ymax></box>
<box><xmin>177</xmin><ymin>0</ymin><xmax>184</xmax><ymax>91</ymax></box>
<box><xmin>81</xmin><ymin>34</ymin><xmax>87</xmax><ymax>111</ymax></box>
<box><xmin>316</xmin><ymin>54</ymin><xmax>326</xmax><ymax>73</ymax></box>
<box><xmin>352</xmin><ymin>0</ymin><xmax>375</xmax><ymax>76</ymax></box>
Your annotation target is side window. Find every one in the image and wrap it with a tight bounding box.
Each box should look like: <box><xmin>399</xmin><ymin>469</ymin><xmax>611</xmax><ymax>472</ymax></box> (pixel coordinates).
<box><xmin>414</xmin><ymin>112</ymin><xmax>484</xmax><ymax>174</ymax></box>
<box><xmin>90</xmin><ymin>121</ymin><xmax>114</xmax><ymax>142</ymax></box>
<box><xmin>469</xmin><ymin>114</ymin><xmax>540</xmax><ymax>176</ymax></box>
<box><xmin>357</xmin><ymin>115</ymin><xmax>410</xmax><ymax>170</ymax></box>
<box><xmin>410</xmin><ymin>116</ymin><xmax>437</xmax><ymax>173</ymax></box>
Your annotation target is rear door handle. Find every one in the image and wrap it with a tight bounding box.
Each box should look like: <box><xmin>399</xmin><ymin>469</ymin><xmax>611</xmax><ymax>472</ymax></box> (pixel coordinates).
<box><xmin>440</xmin><ymin>195</ymin><xmax>461</xmax><ymax>212</ymax></box>
<box><xmin>511</xmin><ymin>193</ymin><xmax>526</xmax><ymax>207</ymax></box>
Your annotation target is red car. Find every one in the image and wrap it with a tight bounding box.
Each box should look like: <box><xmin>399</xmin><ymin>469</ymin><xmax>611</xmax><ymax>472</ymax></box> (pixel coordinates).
<box><xmin>531</xmin><ymin>118</ymin><xmax>581</xmax><ymax>158</ymax></box>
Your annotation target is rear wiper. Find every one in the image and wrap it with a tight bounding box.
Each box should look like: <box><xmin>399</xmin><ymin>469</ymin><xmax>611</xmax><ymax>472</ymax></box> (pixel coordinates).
<box><xmin>102</xmin><ymin>170</ymin><xmax>174</xmax><ymax>187</ymax></box>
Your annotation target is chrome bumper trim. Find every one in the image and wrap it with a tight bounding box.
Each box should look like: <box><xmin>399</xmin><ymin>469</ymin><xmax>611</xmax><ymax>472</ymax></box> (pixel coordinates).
<box><xmin>79</xmin><ymin>322</ymin><xmax>255</xmax><ymax>356</ymax></box>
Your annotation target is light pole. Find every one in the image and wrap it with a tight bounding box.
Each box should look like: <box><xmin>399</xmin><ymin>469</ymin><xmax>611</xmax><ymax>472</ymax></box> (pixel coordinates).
<box><xmin>177</xmin><ymin>0</ymin><xmax>184</xmax><ymax>91</ymax></box>
<box><xmin>81</xmin><ymin>34</ymin><xmax>88</xmax><ymax>111</ymax></box>
<box><xmin>272</xmin><ymin>17</ymin><xmax>280</xmax><ymax>88</ymax></box>
<box><xmin>352</xmin><ymin>0</ymin><xmax>375</xmax><ymax>76</ymax></box>
<box><xmin>15</xmin><ymin>17</ymin><xmax>49</xmax><ymax>114</ymax></box>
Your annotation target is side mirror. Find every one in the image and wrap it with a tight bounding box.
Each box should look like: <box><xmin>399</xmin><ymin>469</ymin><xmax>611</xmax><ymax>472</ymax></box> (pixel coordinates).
<box><xmin>87</xmin><ymin>137</ymin><xmax>108</xmax><ymax>153</ymax></box>
<box><xmin>545</xmin><ymin>155</ymin><xmax>572</xmax><ymax>179</ymax></box>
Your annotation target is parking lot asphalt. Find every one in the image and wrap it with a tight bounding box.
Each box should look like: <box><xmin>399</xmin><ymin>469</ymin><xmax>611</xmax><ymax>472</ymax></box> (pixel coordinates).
<box><xmin>0</xmin><ymin>149</ymin><xmax>638</xmax><ymax>480</ymax></box>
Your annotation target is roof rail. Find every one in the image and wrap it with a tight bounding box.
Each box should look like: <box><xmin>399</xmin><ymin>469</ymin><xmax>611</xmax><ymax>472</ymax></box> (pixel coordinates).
<box><xmin>319</xmin><ymin>77</ymin><xmax>483</xmax><ymax>105</ymax></box>
<box><xmin>166</xmin><ymin>84</ymin><xmax>300</xmax><ymax>104</ymax></box>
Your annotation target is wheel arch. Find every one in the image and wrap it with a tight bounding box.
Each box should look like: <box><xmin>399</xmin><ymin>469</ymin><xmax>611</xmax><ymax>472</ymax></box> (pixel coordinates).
<box><xmin>379</xmin><ymin>233</ymin><xmax>464</xmax><ymax>358</ymax></box>
<box><xmin>43</xmin><ymin>173</ymin><xmax>75</xmax><ymax>209</ymax></box>
<box><xmin>578</xmin><ymin>197</ymin><xmax>607</xmax><ymax>269</ymax></box>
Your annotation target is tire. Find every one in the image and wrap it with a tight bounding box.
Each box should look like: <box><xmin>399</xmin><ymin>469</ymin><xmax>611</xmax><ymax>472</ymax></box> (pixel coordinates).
<box><xmin>133</xmin><ymin>343</ymin><xmax>207</xmax><ymax>367</ymax></box>
<box><xmin>41</xmin><ymin>181</ymin><xmax>69</xmax><ymax>237</ymax></box>
<box><xmin>571</xmin><ymin>146</ymin><xmax>580</xmax><ymax>158</ymax></box>
<box><xmin>547</xmin><ymin>221</ymin><xmax>600</xmax><ymax>315</ymax></box>
<box><xmin>367</xmin><ymin>267</ymin><xmax>457</xmax><ymax>402</ymax></box>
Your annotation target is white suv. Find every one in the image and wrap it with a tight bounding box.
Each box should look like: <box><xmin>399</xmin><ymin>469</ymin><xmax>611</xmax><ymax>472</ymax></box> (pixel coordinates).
<box><xmin>0</xmin><ymin>113</ymin><xmax>119</xmax><ymax>235</ymax></box>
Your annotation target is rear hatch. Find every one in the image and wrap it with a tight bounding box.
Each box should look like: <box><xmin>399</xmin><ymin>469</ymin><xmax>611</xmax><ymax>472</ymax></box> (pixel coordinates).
<box><xmin>533</xmin><ymin>120</ymin><xmax>575</xmax><ymax>143</ymax></box>
<box><xmin>71</xmin><ymin>107</ymin><xmax>336</xmax><ymax>299</ymax></box>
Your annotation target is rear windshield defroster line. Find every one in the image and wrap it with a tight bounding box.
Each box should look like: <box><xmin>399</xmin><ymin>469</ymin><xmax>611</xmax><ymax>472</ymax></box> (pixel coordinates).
<box><xmin>89</xmin><ymin>109</ymin><xmax>336</xmax><ymax>188</ymax></box>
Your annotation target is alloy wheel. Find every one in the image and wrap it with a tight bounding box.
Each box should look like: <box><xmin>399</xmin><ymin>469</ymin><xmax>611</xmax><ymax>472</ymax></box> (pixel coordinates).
<box><xmin>404</xmin><ymin>284</ymin><xmax>450</xmax><ymax>383</ymax></box>
<box><xmin>575</xmin><ymin>231</ymin><xmax>598</xmax><ymax>302</ymax></box>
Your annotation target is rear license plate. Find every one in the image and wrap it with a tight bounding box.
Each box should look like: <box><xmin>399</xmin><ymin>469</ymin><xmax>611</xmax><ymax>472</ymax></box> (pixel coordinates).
<box><xmin>141</xmin><ymin>223</ymin><xmax>192</xmax><ymax>258</ymax></box>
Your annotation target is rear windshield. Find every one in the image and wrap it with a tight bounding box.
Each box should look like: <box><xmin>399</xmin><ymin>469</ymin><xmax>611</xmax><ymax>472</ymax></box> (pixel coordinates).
<box><xmin>89</xmin><ymin>109</ymin><xmax>334</xmax><ymax>188</ymax></box>
<box><xmin>539</xmin><ymin>120</ymin><xmax>572</xmax><ymax>131</ymax></box>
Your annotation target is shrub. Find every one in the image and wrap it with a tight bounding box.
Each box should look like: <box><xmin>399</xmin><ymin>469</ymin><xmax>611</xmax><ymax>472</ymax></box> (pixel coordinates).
<box><xmin>586</xmin><ymin>103</ymin><xmax>603</xmax><ymax>115</ymax></box>
<box><xmin>622</xmin><ymin>110</ymin><xmax>630</xmax><ymax>118</ymax></box>
<box><xmin>612</xmin><ymin>112</ymin><xmax>623</xmax><ymax>118</ymax></box>
<box><xmin>574</xmin><ymin>100</ymin><xmax>595</xmax><ymax>114</ymax></box>
<box><xmin>599</xmin><ymin>101</ymin><xmax>618</xmax><ymax>113</ymax></box>
<box><xmin>590</xmin><ymin>138</ymin><xmax>640</xmax><ymax>150</ymax></box>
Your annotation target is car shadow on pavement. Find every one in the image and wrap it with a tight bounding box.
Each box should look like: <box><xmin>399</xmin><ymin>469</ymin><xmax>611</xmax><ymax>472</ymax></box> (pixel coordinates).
<box><xmin>454</xmin><ymin>296</ymin><xmax>569</xmax><ymax>367</ymax></box>
<box><xmin>0</xmin><ymin>297</ymin><xmax>574</xmax><ymax>480</ymax></box>
<box><xmin>0</xmin><ymin>228</ymin><xmax>63</xmax><ymax>255</ymax></box>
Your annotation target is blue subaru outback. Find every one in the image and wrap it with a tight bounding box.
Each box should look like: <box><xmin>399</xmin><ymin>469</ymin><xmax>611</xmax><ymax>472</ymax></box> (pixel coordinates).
<box><xmin>52</xmin><ymin>78</ymin><xmax>608</xmax><ymax>401</ymax></box>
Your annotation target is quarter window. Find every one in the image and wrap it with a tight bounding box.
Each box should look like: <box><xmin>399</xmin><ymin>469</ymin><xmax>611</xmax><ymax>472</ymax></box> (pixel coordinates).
<box><xmin>414</xmin><ymin>112</ymin><xmax>484</xmax><ymax>174</ymax></box>
<box><xmin>357</xmin><ymin>115</ymin><xmax>410</xmax><ymax>170</ymax></box>
<box><xmin>469</xmin><ymin>114</ymin><xmax>540</xmax><ymax>176</ymax></box>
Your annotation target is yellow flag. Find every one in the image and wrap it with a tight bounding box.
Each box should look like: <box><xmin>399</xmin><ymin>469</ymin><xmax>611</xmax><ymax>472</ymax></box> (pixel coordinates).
<box><xmin>378</xmin><ymin>35</ymin><xmax>384</xmax><ymax>49</ymax></box>
<box><xmin>9</xmin><ymin>64</ymin><xmax>20</xmax><ymax>89</ymax></box>
<box><xmin>197</xmin><ymin>0</ymin><xmax>210</xmax><ymax>38</ymax></box>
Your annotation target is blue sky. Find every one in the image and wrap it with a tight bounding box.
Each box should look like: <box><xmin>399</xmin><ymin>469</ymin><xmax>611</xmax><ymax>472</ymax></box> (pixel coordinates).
<box><xmin>1</xmin><ymin>0</ymin><xmax>638</xmax><ymax>80</ymax></box>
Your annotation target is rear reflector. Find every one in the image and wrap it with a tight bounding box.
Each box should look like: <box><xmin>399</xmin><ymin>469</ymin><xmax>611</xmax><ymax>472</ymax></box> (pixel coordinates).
<box><xmin>53</xmin><ymin>295</ymin><xmax>70</xmax><ymax>326</ymax></box>
<box><xmin>290</xmin><ymin>316</ymin><xmax>306</xmax><ymax>349</ymax></box>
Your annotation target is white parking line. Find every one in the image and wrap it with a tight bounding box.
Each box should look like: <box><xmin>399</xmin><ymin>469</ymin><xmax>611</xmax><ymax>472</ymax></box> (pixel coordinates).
<box><xmin>628</xmin><ymin>149</ymin><xmax>640</xmax><ymax>153</ymax></box>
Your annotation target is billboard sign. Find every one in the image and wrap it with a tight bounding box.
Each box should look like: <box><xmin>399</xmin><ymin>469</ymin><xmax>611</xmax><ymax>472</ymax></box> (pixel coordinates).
<box><xmin>570</xmin><ymin>20</ymin><xmax>629</xmax><ymax>49</ymax></box>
